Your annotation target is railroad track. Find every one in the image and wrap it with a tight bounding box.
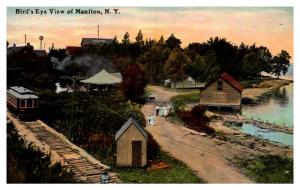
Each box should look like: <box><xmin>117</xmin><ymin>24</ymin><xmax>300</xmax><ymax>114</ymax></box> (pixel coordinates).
<box><xmin>8</xmin><ymin>113</ymin><xmax>120</xmax><ymax>183</ymax></box>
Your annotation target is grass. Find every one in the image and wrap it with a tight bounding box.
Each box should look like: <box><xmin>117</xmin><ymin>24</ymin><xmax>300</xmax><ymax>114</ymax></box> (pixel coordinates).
<box><xmin>237</xmin><ymin>155</ymin><xmax>293</xmax><ymax>183</ymax></box>
<box><xmin>112</xmin><ymin>151</ymin><xmax>204</xmax><ymax>183</ymax></box>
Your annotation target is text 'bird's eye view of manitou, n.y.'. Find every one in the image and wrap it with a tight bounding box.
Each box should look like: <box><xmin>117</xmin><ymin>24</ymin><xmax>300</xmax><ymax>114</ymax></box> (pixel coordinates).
<box><xmin>6</xmin><ymin>7</ymin><xmax>293</xmax><ymax>184</ymax></box>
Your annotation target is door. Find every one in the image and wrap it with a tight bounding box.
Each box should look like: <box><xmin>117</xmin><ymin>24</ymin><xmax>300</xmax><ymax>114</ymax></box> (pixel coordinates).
<box><xmin>132</xmin><ymin>141</ymin><xmax>142</xmax><ymax>167</ymax></box>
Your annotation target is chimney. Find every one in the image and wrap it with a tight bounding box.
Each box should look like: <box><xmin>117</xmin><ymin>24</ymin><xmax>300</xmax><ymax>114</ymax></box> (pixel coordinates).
<box><xmin>13</xmin><ymin>43</ymin><xmax>16</xmax><ymax>47</ymax></box>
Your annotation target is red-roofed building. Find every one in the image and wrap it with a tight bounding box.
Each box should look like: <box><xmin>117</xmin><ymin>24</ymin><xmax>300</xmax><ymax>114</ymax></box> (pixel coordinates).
<box><xmin>199</xmin><ymin>72</ymin><xmax>243</xmax><ymax>110</ymax></box>
<box><xmin>66</xmin><ymin>46</ymin><xmax>81</xmax><ymax>56</ymax></box>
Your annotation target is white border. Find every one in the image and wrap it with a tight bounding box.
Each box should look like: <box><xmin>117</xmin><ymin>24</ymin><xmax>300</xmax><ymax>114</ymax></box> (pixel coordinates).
<box><xmin>1</xmin><ymin>1</ymin><xmax>299</xmax><ymax>190</ymax></box>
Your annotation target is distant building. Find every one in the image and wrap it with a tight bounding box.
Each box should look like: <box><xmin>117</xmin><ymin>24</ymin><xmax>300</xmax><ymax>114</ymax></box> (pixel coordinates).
<box><xmin>199</xmin><ymin>72</ymin><xmax>243</xmax><ymax>110</ymax></box>
<box><xmin>7</xmin><ymin>43</ymin><xmax>37</xmax><ymax>64</ymax></box>
<box><xmin>115</xmin><ymin>117</ymin><xmax>148</xmax><ymax>167</ymax></box>
<box><xmin>66</xmin><ymin>46</ymin><xmax>81</xmax><ymax>56</ymax></box>
<box><xmin>34</xmin><ymin>50</ymin><xmax>48</xmax><ymax>63</ymax></box>
<box><xmin>164</xmin><ymin>76</ymin><xmax>204</xmax><ymax>89</ymax></box>
<box><xmin>81</xmin><ymin>38</ymin><xmax>113</xmax><ymax>47</ymax></box>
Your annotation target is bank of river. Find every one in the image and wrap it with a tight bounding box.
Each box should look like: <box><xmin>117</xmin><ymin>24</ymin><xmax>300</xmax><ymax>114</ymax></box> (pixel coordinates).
<box><xmin>243</xmin><ymin>83</ymin><xmax>293</xmax><ymax>128</ymax></box>
<box><xmin>240</xmin><ymin>82</ymin><xmax>293</xmax><ymax>146</ymax></box>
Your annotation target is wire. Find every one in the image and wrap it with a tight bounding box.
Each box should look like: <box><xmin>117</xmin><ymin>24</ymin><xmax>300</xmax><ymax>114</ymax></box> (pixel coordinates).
<box><xmin>83</xmin><ymin>90</ymin><xmax>127</xmax><ymax>121</ymax></box>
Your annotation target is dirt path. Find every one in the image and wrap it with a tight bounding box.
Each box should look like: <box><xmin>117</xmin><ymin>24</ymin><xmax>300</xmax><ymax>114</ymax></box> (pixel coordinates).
<box><xmin>148</xmin><ymin>85</ymin><xmax>186</xmax><ymax>102</ymax></box>
<box><xmin>142</xmin><ymin>85</ymin><xmax>252</xmax><ymax>183</ymax></box>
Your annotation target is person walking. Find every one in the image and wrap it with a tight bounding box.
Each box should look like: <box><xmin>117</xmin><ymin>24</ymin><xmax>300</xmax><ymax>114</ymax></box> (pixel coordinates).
<box><xmin>156</xmin><ymin>105</ymin><xmax>160</xmax><ymax>116</ymax></box>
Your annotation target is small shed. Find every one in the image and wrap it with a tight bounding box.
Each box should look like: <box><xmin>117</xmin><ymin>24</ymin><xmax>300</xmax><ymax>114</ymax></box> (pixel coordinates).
<box><xmin>115</xmin><ymin>118</ymin><xmax>148</xmax><ymax>167</ymax></box>
<box><xmin>199</xmin><ymin>72</ymin><xmax>243</xmax><ymax>110</ymax></box>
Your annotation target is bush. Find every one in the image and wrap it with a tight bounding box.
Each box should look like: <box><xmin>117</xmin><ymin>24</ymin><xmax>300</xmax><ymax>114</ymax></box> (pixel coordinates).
<box><xmin>179</xmin><ymin>109</ymin><xmax>214</xmax><ymax>134</ymax></box>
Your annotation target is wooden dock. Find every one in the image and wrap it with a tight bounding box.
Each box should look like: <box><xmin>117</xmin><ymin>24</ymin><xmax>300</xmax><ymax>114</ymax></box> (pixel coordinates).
<box><xmin>8</xmin><ymin>112</ymin><xmax>120</xmax><ymax>183</ymax></box>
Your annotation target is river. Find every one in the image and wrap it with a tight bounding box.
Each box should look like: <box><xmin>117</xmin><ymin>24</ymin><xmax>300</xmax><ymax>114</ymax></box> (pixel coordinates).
<box><xmin>240</xmin><ymin>65</ymin><xmax>293</xmax><ymax>146</ymax></box>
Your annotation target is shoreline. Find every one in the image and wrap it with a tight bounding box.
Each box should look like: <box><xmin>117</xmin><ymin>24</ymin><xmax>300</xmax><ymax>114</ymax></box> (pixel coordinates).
<box><xmin>242</xmin><ymin>78</ymin><xmax>292</xmax><ymax>104</ymax></box>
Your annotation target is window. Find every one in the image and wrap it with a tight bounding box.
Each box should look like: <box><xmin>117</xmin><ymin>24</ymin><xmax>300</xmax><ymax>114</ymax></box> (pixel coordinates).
<box><xmin>27</xmin><ymin>99</ymin><xmax>32</xmax><ymax>107</ymax></box>
<box><xmin>217</xmin><ymin>80</ymin><xmax>223</xmax><ymax>90</ymax></box>
<box><xmin>20</xmin><ymin>100</ymin><xmax>25</xmax><ymax>107</ymax></box>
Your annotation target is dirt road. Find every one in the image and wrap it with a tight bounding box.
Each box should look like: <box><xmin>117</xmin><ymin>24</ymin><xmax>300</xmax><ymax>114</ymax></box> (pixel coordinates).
<box><xmin>142</xmin><ymin>85</ymin><xmax>252</xmax><ymax>183</ymax></box>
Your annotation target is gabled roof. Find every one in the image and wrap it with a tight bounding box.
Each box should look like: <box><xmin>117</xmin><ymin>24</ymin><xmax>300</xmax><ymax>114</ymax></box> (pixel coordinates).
<box><xmin>34</xmin><ymin>50</ymin><xmax>47</xmax><ymax>57</ymax></box>
<box><xmin>201</xmin><ymin>72</ymin><xmax>243</xmax><ymax>93</ymax></box>
<box><xmin>115</xmin><ymin>117</ymin><xmax>148</xmax><ymax>141</ymax></box>
<box><xmin>7</xmin><ymin>45</ymin><xmax>33</xmax><ymax>56</ymax></box>
<box><xmin>80</xmin><ymin>69</ymin><xmax>122</xmax><ymax>85</ymax></box>
<box><xmin>66</xmin><ymin>46</ymin><xmax>80</xmax><ymax>55</ymax></box>
<box><xmin>81</xmin><ymin>38</ymin><xmax>113</xmax><ymax>46</ymax></box>
<box><xmin>220</xmin><ymin>72</ymin><xmax>243</xmax><ymax>93</ymax></box>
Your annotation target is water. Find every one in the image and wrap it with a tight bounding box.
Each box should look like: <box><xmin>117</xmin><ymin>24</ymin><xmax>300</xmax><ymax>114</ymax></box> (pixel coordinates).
<box><xmin>243</xmin><ymin>82</ymin><xmax>293</xmax><ymax>128</ymax></box>
<box><xmin>240</xmin><ymin>124</ymin><xmax>293</xmax><ymax>147</ymax></box>
<box><xmin>240</xmin><ymin>65</ymin><xmax>293</xmax><ymax>146</ymax></box>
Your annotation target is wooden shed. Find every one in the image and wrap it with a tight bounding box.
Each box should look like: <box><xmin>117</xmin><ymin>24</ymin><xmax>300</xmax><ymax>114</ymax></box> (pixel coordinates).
<box><xmin>199</xmin><ymin>72</ymin><xmax>243</xmax><ymax>110</ymax></box>
<box><xmin>115</xmin><ymin>117</ymin><xmax>148</xmax><ymax>167</ymax></box>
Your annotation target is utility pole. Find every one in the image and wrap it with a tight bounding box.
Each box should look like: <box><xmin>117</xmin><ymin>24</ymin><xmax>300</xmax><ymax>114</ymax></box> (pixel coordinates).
<box><xmin>60</xmin><ymin>75</ymin><xmax>85</xmax><ymax>140</ymax></box>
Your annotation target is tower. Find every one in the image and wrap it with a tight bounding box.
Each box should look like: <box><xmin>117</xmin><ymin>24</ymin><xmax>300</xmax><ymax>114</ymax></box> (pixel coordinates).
<box><xmin>39</xmin><ymin>36</ymin><xmax>44</xmax><ymax>50</ymax></box>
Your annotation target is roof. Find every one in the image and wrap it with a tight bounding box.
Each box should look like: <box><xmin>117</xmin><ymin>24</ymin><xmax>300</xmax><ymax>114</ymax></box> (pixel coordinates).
<box><xmin>7</xmin><ymin>86</ymin><xmax>38</xmax><ymax>99</ymax></box>
<box><xmin>80</xmin><ymin>69</ymin><xmax>122</xmax><ymax>85</ymax></box>
<box><xmin>34</xmin><ymin>50</ymin><xmax>47</xmax><ymax>57</ymax></box>
<box><xmin>66</xmin><ymin>46</ymin><xmax>80</xmax><ymax>55</ymax></box>
<box><xmin>81</xmin><ymin>38</ymin><xmax>113</xmax><ymax>46</ymax></box>
<box><xmin>201</xmin><ymin>72</ymin><xmax>243</xmax><ymax>93</ymax></box>
<box><xmin>220</xmin><ymin>72</ymin><xmax>243</xmax><ymax>93</ymax></box>
<box><xmin>115</xmin><ymin>117</ymin><xmax>148</xmax><ymax>141</ymax></box>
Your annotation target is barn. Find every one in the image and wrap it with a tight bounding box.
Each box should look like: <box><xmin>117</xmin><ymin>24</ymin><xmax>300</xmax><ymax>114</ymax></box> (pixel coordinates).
<box><xmin>199</xmin><ymin>72</ymin><xmax>243</xmax><ymax>110</ymax></box>
<box><xmin>115</xmin><ymin>117</ymin><xmax>148</xmax><ymax>167</ymax></box>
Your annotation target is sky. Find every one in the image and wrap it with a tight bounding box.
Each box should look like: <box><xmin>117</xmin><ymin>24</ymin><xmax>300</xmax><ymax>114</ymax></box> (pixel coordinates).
<box><xmin>7</xmin><ymin>7</ymin><xmax>293</xmax><ymax>61</ymax></box>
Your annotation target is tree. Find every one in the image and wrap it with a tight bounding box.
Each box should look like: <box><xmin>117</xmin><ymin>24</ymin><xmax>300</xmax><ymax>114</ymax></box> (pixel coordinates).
<box><xmin>137</xmin><ymin>44</ymin><xmax>169</xmax><ymax>83</ymax></box>
<box><xmin>240</xmin><ymin>51</ymin><xmax>261</xmax><ymax>79</ymax></box>
<box><xmin>158</xmin><ymin>35</ymin><xmax>165</xmax><ymax>45</ymax></box>
<box><xmin>258</xmin><ymin>46</ymin><xmax>273</xmax><ymax>73</ymax></box>
<box><xmin>203</xmin><ymin>50</ymin><xmax>220</xmax><ymax>83</ymax></box>
<box><xmin>185</xmin><ymin>55</ymin><xmax>206</xmax><ymax>86</ymax></box>
<box><xmin>166</xmin><ymin>33</ymin><xmax>181</xmax><ymax>50</ymax></box>
<box><xmin>164</xmin><ymin>49</ymin><xmax>191</xmax><ymax>88</ymax></box>
<box><xmin>272</xmin><ymin>50</ymin><xmax>291</xmax><ymax>78</ymax></box>
<box><xmin>122</xmin><ymin>32</ymin><xmax>130</xmax><ymax>45</ymax></box>
<box><xmin>121</xmin><ymin>64</ymin><xmax>146</xmax><ymax>102</ymax></box>
<box><xmin>112</xmin><ymin>35</ymin><xmax>118</xmax><ymax>44</ymax></box>
<box><xmin>135</xmin><ymin>30</ymin><xmax>144</xmax><ymax>46</ymax></box>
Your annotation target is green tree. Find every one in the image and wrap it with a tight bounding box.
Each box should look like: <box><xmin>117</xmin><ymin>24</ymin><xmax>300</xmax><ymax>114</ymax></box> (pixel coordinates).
<box><xmin>137</xmin><ymin>45</ymin><xmax>169</xmax><ymax>83</ymax></box>
<box><xmin>258</xmin><ymin>46</ymin><xmax>273</xmax><ymax>73</ymax></box>
<box><xmin>185</xmin><ymin>55</ymin><xmax>206</xmax><ymax>87</ymax></box>
<box><xmin>122</xmin><ymin>32</ymin><xmax>130</xmax><ymax>45</ymax></box>
<box><xmin>166</xmin><ymin>33</ymin><xmax>181</xmax><ymax>50</ymax></box>
<box><xmin>203</xmin><ymin>50</ymin><xmax>220</xmax><ymax>83</ymax></box>
<box><xmin>164</xmin><ymin>49</ymin><xmax>191</xmax><ymax>88</ymax></box>
<box><xmin>272</xmin><ymin>50</ymin><xmax>291</xmax><ymax>78</ymax></box>
<box><xmin>135</xmin><ymin>30</ymin><xmax>144</xmax><ymax>46</ymax></box>
<box><xmin>240</xmin><ymin>51</ymin><xmax>261</xmax><ymax>79</ymax></box>
<box><xmin>112</xmin><ymin>35</ymin><xmax>118</xmax><ymax>44</ymax></box>
<box><xmin>158</xmin><ymin>35</ymin><xmax>165</xmax><ymax>45</ymax></box>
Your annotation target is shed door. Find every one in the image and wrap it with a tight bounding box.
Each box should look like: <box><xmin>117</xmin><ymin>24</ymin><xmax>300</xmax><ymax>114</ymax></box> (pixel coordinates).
<box><xmin>132</xmin><ymin>141</ymin><xmax>142</xmax><ymax>167</ymax></box>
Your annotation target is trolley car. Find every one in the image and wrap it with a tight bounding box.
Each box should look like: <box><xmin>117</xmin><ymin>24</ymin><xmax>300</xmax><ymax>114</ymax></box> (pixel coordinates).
<box><xmin>7</xmin><ymin>86</ymin><xmax>39</xmax><ymax>117</ymax></box>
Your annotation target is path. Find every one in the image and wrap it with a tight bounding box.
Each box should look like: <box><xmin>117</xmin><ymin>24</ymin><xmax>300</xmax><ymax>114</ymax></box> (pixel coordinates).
<box><xmin>142</xmin><ymin>85</ymin><xmax>252</xmax><ymax>183</ymax></box>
